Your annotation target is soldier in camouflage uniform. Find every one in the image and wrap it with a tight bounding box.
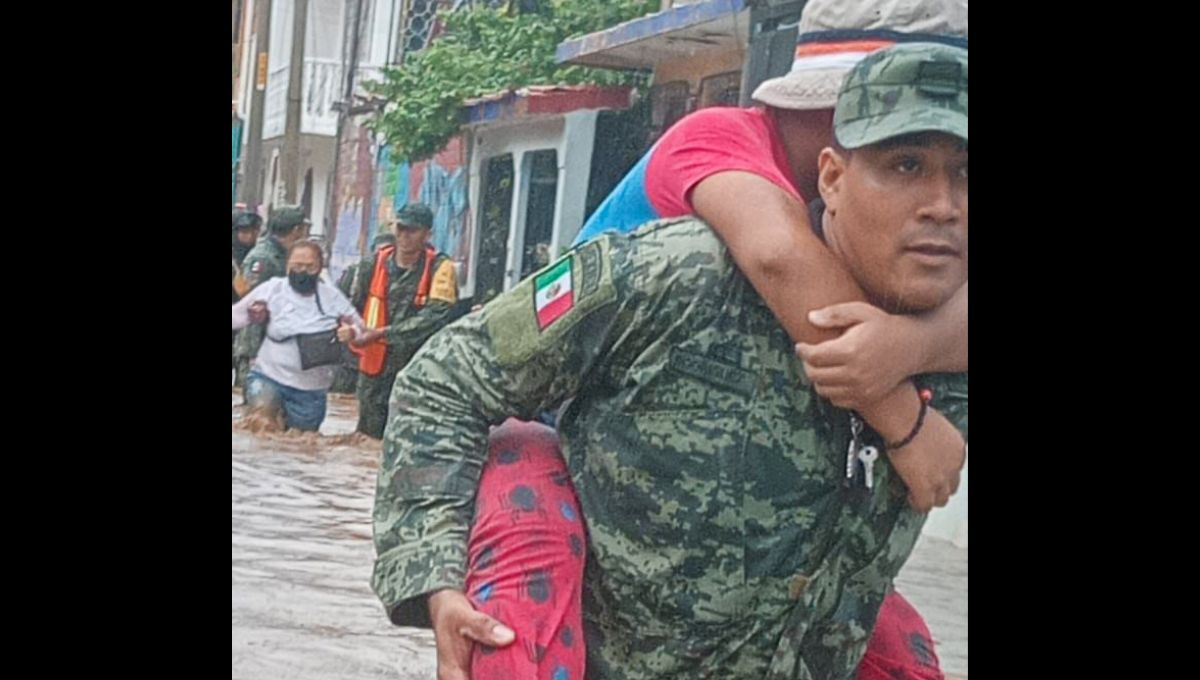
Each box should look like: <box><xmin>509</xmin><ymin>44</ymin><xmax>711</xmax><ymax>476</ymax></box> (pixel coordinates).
<box><xmin>232</xmin><ymin>211</ymin><xmax>263</xmax><ymax>369</ymax></box>
<box><xmin>574</xmin><ymin>0</ymin><xmax>968</xmax><ymax>461</ymax></box>
<box><xmin>373</xmin><ymin>43</ymin><xmax>968</xmax><ymax>680</ymax></box>
<box><xmin>233</xmin><ymin>205</ymin><xmax>310</xmax><ymax>391</ymax></box>
<box><xmin>349</xmin><ymin>204</ymin><xmax>458</xmax><ymax>439</ymax></box>
<box><xmin>330</xmin><ymin>231</ymin><xmax>397</xmax><ymax>395</ymax></box>
<box><xmin>231</xmin><ymin>211</ymin><xmax>262</xmax><ymax>274</ymax></box>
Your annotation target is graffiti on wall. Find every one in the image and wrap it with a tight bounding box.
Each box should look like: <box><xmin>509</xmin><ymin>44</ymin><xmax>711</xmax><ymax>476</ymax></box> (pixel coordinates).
<box><xmin>329</xmin><ymin>195</ymin><xmax>365</xmax><ymax>286</ymax></box>
<box><xmin>327</xmin><ymin>119</ymin><xmax>377</xmax><ymax>286</ymax></box>
<box><xmin>232</xmin><ymin>116</ymin><xmax>243</xmax><ymax>209</ymax></box>
<box><xmin>327</xmin><ymin>121</ymin><xmax>471</xmax><ymax>293</ymax></box>
<box><xmin>373</xmin><ymin>136</ymin><xmax>472</xmax><ymax>286</ymax></box>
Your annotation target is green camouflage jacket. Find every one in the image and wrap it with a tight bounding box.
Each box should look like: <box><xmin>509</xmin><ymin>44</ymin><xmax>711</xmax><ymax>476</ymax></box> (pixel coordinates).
<box><xmin>373</xmin><ymin>218</ymin><xmax>968</xmax><ymax>679</ymax></box>
<box><xmin>232</xmin><ymin>235</ymin><xmax>288</xmax><ymax>361</ymax></box>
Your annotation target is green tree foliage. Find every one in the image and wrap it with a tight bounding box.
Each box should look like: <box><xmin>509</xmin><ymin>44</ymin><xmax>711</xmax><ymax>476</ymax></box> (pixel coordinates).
<box><xmin>367</xmin><ymin>0</ymin><xmax>657</xmax><ymax>162</ymax></box>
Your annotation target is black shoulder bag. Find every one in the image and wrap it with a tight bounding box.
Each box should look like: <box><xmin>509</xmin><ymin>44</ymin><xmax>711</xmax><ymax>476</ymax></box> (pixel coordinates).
<box><xmin>268</xmin><ymin>288</ymin><xmax>345</xmax><ymax>370</ymax></box>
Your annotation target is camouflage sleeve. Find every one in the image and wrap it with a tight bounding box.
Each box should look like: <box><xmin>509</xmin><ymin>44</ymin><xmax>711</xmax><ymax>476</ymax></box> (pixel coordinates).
<box><xmin>381</xmin><ymin>258</ymin><xmax>458</xmax><ymax>353</ymax></box>
<box><xmin>371</xmin><ymin>238</ymin><xmax>626</xmax><ymax>627</ymax></box>
<box><xmin>920</xmin><ymin>372</ymin><xmax>968</xmax><ymax>441</ymax></box>
<box><xmin>241</xmin><ymin>254</ymin><xmax>270</xmax><ymax>290</ymax></box>
<box><xmin>381</xmin><ymin>301</ymin><xmax>454</xmax><ymax>353</ymax></box>
<box><xmin>352</xmin><ymin>259</ymin><xmax>372</xmax><ymax>311</ymax></box>
<box><xmin>336</xmin><ymin>265</ymin><xmax>355</xmax><ymax>297</ymax></box>
<box><xmin>233</xmin><ymin>253</ymin><xmax>274</xmax><ymax>359</ymax></box>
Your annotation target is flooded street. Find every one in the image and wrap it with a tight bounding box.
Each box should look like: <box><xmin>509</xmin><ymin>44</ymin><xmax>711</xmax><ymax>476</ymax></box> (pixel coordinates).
<box><xmin>232</xmin><ymin>392</ymin><xmax>436</xmax><ymax>680</ymax></box>
<box><xmin>232</xmin><ymin>390</ymin><xmax>967</xmax><ymax>679</ymax></box>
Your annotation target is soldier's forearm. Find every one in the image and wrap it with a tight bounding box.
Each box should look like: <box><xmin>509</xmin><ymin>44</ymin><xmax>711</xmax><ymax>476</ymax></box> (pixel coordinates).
<box><xmin>384</xmin><ymin>305</ymin><xmax>454</xmax><ymax>345</ymax></box>
<box><xmin>372</xmin><ymin>247</ymin><xmax>624</xmax><ymax>623</ymax></box>
<box><xmin>373</xmin><ymin>332</ymin><xmax>506</xmax><ymax>623</ymax></box>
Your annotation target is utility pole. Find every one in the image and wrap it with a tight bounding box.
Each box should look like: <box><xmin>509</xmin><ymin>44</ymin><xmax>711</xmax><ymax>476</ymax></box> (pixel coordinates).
<box><xmin>282</xmin><ymin>0</ymin><xmax>310</xmax><ymax>204</ymax></box>
<box><xmin>241</xmin><ymin>0</ymin><xmax>271</xmax><ymax>209</ymax></box>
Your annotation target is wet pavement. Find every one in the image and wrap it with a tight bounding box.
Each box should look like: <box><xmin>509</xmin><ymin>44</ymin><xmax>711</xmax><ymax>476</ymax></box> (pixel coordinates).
<box><xmin>232</xmin><ymin>390</ymin><xmax>967</xmax><ymax>679</ymax></box>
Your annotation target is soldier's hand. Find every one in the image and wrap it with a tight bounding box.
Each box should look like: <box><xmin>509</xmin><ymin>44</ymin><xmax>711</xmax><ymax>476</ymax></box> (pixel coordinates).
<box><xmin>336</xmin><ymin>323</ymin><xmax>355</xmax><ymax>343</ymax></box>
<box><xmin>248</xmin><ymin>301</ymin><xmax>269</xmax><ymax>325</ymax></box>
<box><xmin>428</xmin><ymin>588</ymin><xmax>515</xmax><ymax>680</ymax></box>
<box><xmin>885</xmin><ymin>410</ymin><xmax>965</xmax><ymax>513</ymax></box>
<box><xmin>795</xmin><ymin>302</ymin><xmax>917</xmax><ymax>411</ymax></box>
<box><xmin>351</xmin><ymin>328</ymin><xmax>384</xmax><ymax>347</ymax></box>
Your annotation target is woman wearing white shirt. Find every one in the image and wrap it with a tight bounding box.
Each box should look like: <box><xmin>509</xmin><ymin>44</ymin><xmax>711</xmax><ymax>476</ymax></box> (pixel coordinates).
<box><xmin>231</xmin><ymin>241</ymin><xmax>364</xmax><ymax>432</ymax></box>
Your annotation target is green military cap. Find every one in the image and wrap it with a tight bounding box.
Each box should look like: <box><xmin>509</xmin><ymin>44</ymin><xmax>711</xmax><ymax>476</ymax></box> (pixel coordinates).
<box><xmin>394</xmin><ymin>203</ymin><xmax>434</xmax><ymax>230</ymax></box>
<box><xmin>267</xmin><ymin>205</ymin><xmax>310</xmax><ymax>233</ymax></box>
<box><xmin>834</xmin><ymin>42</ymin><xmax>967</xmax><ymax>150</ymax></box>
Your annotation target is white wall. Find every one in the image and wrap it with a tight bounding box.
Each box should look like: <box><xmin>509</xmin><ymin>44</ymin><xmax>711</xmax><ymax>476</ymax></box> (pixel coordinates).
<box><xmin>367</xmin><ymin>0</ymin><xmax>402</xmax><ymax>67</ymax></box>
<box><xmin>304</xmin><ymin>136</ymin><xmax>337</xmax><ymax>238</ymax></box>
<box><xmin>263</xmin><ymin>0</ymin><xmax>293</xmax><ymax>139</ymax></box>
<box><xmin>237</xmin><ymin>1</ymin><xmax>257</xmax><ymax>117</ymax></box>
<box><xmin>268</xmin><ymin>0</ymin><xmax>294</xmax><ymax>72</ymax></box>
<box><xmin>466</xmin><ymin>117</ymin><xmax>562</xmax><ymax>297</ymax></box>
<box><xmin>465</xmin><ymin>111</ymin><xmax>600</xmax><ymax>297</ymax></box>
<box><xmin>307</xmin><ymin>0</ymin><xmax>343</xmax><ymax>60</ymax></box>
<box><xmin>553</xmin><ymin>110</ymin><xmax>599</xmax><ymax>253</ymax></box>
<box><xmin>237</xmin><ymin>5</ymin><xmax>257</xmax><ymax>157</ymax></box>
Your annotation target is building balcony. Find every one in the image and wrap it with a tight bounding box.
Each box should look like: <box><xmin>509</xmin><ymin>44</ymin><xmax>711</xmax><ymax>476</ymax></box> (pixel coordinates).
<box><xmin>263</xmin><ymin>58</ymin><xmax>384</xmax><ymax>140</ymax></box>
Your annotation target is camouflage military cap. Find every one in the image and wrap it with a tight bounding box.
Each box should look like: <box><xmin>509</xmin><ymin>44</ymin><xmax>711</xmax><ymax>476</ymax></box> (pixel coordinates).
<box><xmin>834</xmin><ymin>42</ymin><xmax>967</xmax><ymax>150</ymax></box>
<box><xmin>267</xmin><ymin>205</ymin><xmax>310</xmax><ymax>234</ymax></box>
<box><xmin>394</xmin><ymin>203</ymin><xmax>433</xmax><ymax>230</ymax></box>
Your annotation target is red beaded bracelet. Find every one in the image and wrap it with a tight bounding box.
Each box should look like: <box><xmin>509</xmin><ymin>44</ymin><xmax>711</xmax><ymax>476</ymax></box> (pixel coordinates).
<box><xmin>886</xmin><ymin>384</ymin><xmax>933</xmax><ymax>451</ymax></box>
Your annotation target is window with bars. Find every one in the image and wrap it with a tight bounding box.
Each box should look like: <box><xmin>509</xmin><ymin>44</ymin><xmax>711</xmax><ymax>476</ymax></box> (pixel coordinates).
<box><xmin>475</xmin><ymin>154</ymin><xmax>514</xmax><ymax>304</ymax></box>
<box><xmin>519</xmin><ymin>150</ymin><xmax>558</xmax><ymax>280</ymax></box>
<box><xmin>402</xmin><ymin>0</ymin><xmax>442</xmax><ymax>54</ymax></box>
<box><xmin>401</xmin><ymin>1</ymin><xmax>508</xmax><ymax>60</ymax></box>
<box><xmin>698</xmin><ymin>71</ymin><xmax>741</xmax><ymax>109</ymax></box>
<box><xmin>649</xmin><ymin>80</ymin><xmax>692</xmax><ymax>138</ymax></box>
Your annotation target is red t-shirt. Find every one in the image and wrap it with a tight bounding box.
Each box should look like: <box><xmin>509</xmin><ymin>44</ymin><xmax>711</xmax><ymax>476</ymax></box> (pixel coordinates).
<box><xmin>646</xmin><ymin>106</ymin><xmax>804</xmax><ymax>216</ymax></box>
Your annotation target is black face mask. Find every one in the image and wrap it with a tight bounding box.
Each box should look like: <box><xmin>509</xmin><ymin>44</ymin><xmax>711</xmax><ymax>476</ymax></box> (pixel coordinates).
<box><xmin>288</xmin><ymin>271</ymin><xmax>319</xmax><ymax>294</ymax></box>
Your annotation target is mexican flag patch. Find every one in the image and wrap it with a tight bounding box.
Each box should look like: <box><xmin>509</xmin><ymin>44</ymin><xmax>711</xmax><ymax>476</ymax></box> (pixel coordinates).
<box><xmin>534</xmin><ymin>257</ymin><xmax>574</xmax><ymax>330</ymax></box>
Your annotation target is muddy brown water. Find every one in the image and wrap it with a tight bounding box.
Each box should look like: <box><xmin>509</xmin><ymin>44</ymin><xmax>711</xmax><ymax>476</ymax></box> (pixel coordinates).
<box><xmin>232</xmin><ymin>391</ymin><xmax>966</xmax><ymax>679</ymax></box>
<box><xmin>232</xmin><ymin>392</ymin><xmax>437</xmax><ymax>679</ymax></box>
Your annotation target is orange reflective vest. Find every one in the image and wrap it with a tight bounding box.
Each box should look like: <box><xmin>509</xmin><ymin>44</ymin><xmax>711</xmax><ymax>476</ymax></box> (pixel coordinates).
<box><xmin>351</xmin><ymin>245</ymin><xmax>437</xmax><ymax>376</ymax></box>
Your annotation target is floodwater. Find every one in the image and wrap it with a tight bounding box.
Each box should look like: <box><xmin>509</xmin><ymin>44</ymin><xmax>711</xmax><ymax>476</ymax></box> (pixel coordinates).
<box><xmin>232</xmin><ymin>390</ymin><xmax>967</xmax><ymax>679</ymax></box>
<box><xmin>232</xmin><ymin>392</ymin><xmax>436</xmax><ymax>680</ymax></box>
